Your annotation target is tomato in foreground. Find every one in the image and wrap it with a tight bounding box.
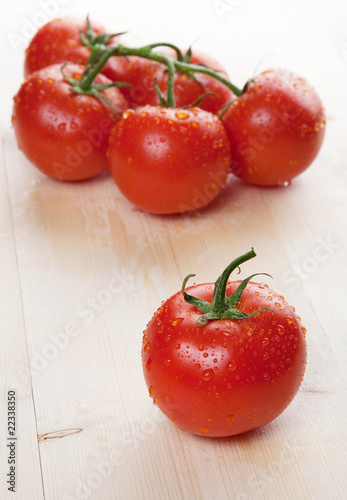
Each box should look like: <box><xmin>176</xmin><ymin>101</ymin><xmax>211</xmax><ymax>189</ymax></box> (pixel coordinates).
<box><xmin>142</xmin><ymin>249</ymin><xmax>307</xmax><ymax>437</ymax></box>
<box><xmin>107</xmin><ymin>105</ymin><xmax>232</xmax><ymax>214</ymax></box>
<box><xmin>221</xmin><ymin>68</ymin><xmax>326</xmax><ymax>186</ymax></box>
<box><xmin>12</xmin><ymin>63</ymin><xmax>128</xmax><ymax>181</ymax></box>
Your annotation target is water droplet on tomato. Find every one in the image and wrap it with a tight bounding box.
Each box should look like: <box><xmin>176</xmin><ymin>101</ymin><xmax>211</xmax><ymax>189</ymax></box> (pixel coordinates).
<box><xmin>263</xmin><ymin>372</ymin><xmax>270</xmax><ymax>381</ymax></box>
<box><xmin>263</xmin><ymin>352</ymin><xmax>269</xmax><ymax>360</ymax></box>
<box><xmin>164</xmin><ymin>358</ymin><xmax>172</xmax><ymax>366</ymax></box>
<box><xmin>200</xmin><ymin>426</ymin><xmax>209</xmax><ymax>434</ymax></box>
<box><xmin>175</xmin><ymin>111</ymin><xmax>189</xmax><ymax>120</ymax></box>
<box><xmin>247</xmin><ymin>328</ymin><xmax>254</xmax><ymax>336</ymax></box>
<box><xmin>171</xmin><ymin>317</ymin><xmax>184</xmax><ymax>326</ymax></box>
<box><xmin>58</xmin><ymin>123</ymin><xmax>66</xmax><ymax>131</ymax></box>
<box><xmin>222</xmin><ymin>330</ymin><xmax>233</xmax><ymax>336</ymax></box>
<box><xmin>227</xmin><ymin>360</ymin><xmax>237</xmax><ymax>371</ymax></box>
<box><xmin>262</xmin><ymin>338</ymin><xmax>269</xmax><ymax>347</ymax></box>
<box><xmin>202</xmin><ymin>369</ymin><xmax>214</xmax><ymax>381</ymax></box>
<box><xmin>174</xmin><ymin>343</ymin><xmax>180</xmax><ymax>350</ymax></box>
<box><xmin>198</xmin><ymin>344</ymin><xmax>204</xmax><ymax>351</ymax></box>
<box><xmin>287</xmin><ymin>317</ymin><xmax>293</xmax><ymax>325</ymax></box>
<box><xmin>145</xmin><ymin>358</ymin><xmax>152</xmax><ymax>371</ymax></box>
<box><xmin>226</xmin><ymin>414</ymin><xmax>235</xmax><ymax>427</ymax></box>
<box><xmin>277</xmin><ymin>325</ymin><xmax>285</xmax><ymax>335</ymax></box>
<box><xmin>148</xmin><ymin>386</ymin><xmax>155</xmax><ymax>396</ymax></box>
<box><xmin>144</xmin><ymin>342</ymin><xmax>150</xmax><ymax>352</ymax></box>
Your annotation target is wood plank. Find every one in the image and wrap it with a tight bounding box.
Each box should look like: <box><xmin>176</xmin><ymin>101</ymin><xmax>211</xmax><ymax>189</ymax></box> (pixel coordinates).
<box><xmin>1</xmin><ymin>0</ymin><xmax>347</xmax><ymax>497</ymax></box>
<box><xmin>3</xmin><ymin>121</ymin><xmax>347</xmax><ymax>499</ymax></box>
<box><xmin>0</xmin><ymin>135</ymin><xmax>44</xmax><ymax>499</ymax></box>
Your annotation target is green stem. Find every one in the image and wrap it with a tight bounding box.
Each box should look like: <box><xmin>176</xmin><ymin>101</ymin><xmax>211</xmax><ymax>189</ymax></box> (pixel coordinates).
<box><xmin>211</xmin><ymin>248</ymin><xmax>256</xmax><ymax>313</ymax></box>
<box><xmin>70</xmin><ymin>25</ymin><xmax>244</xmax><ymax>102</ymax></box>
<box><xmin>147</xmin><ymin>42</ymin><xmax>184</xmax><ymax>61</ymax></box>
<box><xmin>79</xmin><ymin>45</ymin><xmax>116</xmax><ymax>90</ymax></box>
<box><xmin>182</xmin><ymin>248</ymin><xmax>274</xmax><ymax>326</ymax></box>
<box><xmin>114</xmin><ymin>44</ymin><xmax>243</xmax><ymax>97</ymax></box>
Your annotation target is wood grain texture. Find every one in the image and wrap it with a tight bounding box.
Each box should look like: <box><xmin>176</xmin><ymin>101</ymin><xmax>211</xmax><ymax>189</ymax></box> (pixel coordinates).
<box><xmin>1</xmin><ymin>1</ymin><xmax>347</xmax><ymax>498</ymax></box>
<box><xmin>0</xmin><ymin>138</ymin><xmax>44</xmax><ymax>500</ymax></box>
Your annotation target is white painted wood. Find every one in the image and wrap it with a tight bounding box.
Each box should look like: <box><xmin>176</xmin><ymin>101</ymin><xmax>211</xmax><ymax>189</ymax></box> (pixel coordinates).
<box><xmin>1</xmin><ymin>1</ymin><xmax>347</xmax><ymax>499</ymax></box>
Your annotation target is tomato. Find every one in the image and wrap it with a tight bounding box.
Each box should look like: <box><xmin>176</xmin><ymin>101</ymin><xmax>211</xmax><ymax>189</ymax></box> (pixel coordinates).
<box><xmin>102</xmin><ymin>55</ymin><xmax>163</xmax><ymax>108</ymax></box>
<box><xmin>103</xmin><ymin>50</ymin><xmax>234</xmax><ymax>113</ymax></box>
<box><xmin>221</xmin><ymin>68</ymin><xmax>326</xmax><ymax>186</ymax></box>
<box><xmin>161</xmin><ymin>70</ymin><xmax>234</xmax><ymax>114</ymax></box>
<box><xmin>142</xmin><ymin>249</ymin><xmax>307</xmax><ymax>437</ymax></box>
<box><xmin>107</xmin><ymin>105</ymin><xmax>232</xmax><ymax>214</ymax></box>
<box><xmin>12</xmin><ymin>63</ymin><xmax>128</xmax><ymax>181</ymax></box>
<box><xmin>24</xmin><ymin>17</ymin><xmax>111</xmax><ymax>77</ymax></box>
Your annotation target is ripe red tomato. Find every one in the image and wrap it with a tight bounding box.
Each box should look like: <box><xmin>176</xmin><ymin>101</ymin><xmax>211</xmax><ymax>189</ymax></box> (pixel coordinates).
<box><xmin>12</xmin><ymin>63</ymin><xmax>128</xmax><ymax>181</ymax></box>
<box><xmin>24</xmin><ymin>17</ymin><xmax>109</xmax><ymax>76</ymax></box>
<box><xmin>107</xmin><ymin>105</ymin><xmax>232</xmax><ymax>213</ymax></box>
<box><xmin>103</xmin><ymin>50</ymin><xmax>234</xmax><ymax>113</ymax></box>
<box><xmin>221</xmin><ymin>68</ymin><xmax>326</xmax><ymax>186</ymax></box>
<box><xmin>102</xmin><ymin>55</ymin><xmax>163</xmax><ymax>108</ymax></box>
<box><xmin>142</xmin><ymin>249</ymin><xmax>307</xmax><ymax>437</ymax></box>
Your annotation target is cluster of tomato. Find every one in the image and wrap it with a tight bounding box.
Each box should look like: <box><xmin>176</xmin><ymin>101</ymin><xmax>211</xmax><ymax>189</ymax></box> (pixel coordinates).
<box><xmin>12</xmin><ymin>16</ymin><xmax>325</xmax><ymax>215</ymax></box>
<box><xmin>12</xmin><ymin>17</ymin><xmax>310</xmax><ymax>438</ymax></box>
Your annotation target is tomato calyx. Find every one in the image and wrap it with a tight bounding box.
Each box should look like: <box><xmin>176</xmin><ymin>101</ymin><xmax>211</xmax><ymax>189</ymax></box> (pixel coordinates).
<box><xmin>61</xmin><ymin>47</ymin><xmax>131</xmax><ymax>115</ymax></box>
<box><xmin>75</xmin><ymin>17</ymin><xmax>244</xmax><ymax>108</ymax></box>
<box><xmin>79</xmin><ymin>15</ymin><xmax>125</xmax><ymax>49</ymax></box>
<box><xmin>182</xmin><ymin>248</ymin><xmax>274</xmax><ymax>326</ymax></box>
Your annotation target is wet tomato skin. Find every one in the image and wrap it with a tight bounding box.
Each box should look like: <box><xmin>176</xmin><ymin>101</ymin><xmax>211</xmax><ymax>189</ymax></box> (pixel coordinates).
<box><xmin>103</xmin><ymin>51</ymin><xmax>234</xmax><ymax>113</ymax></box>
<box><xmin>107</xmin><ymin>105</ymin><xmax>231</xmax><ymax>214</ymax></box>
<box><xmin>12</xmin><ymin>63</ymin><xmax>128</xmax><ymax>181</ymax></box>
<box><xmin>24</xmin><ymin>17</ymin><xmax>109</xmax><ymax>76</ymax></box>
<box><xmin>142</xmin><ymin>281</ymin><xmax>307</xmax><ymax>437</ymax></box>
<box><xmin>221</xmin><ymin>68</ymin><xmax>326</xmax><ymax>186</ymax></box>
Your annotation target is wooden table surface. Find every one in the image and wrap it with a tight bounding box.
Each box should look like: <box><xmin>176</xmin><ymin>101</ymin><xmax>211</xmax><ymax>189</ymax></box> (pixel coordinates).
<box><xmin>1</xmin><ymin>1</ymin><xmax>346</xmax><ymax>499</ymax></box>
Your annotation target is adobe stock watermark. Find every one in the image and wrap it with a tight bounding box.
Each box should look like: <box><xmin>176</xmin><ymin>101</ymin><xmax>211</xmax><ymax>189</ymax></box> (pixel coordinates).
<box><xmin>230</xmin><ymin>108</ymin><xmax>294</xmax><ymax>178</ymax></box>
<box><xmin>236</xmin><ymin>438</ymin><xmax>307</xmax><ymax>499</ymax></box>
<box><xmin>61</xmin><ymin>411</ymin><xmax>166</xmax><ymax>500</ymax></box>
<box><xmin>282</xmin><ymin>234</ymin><xmax>338</xmax><ymax>291</ymax></box>
<box><xmin>212</xmin><ymin>0</ymin><xmax>245</xmax><ymax>21</ymax></box>
<box><xmin>52</xmin><ymin>116</ymin><xmax>116</xmax><ymax>180</ymax></box>
<box><xmin>177</xmin><ymin>169</ymin><xmax>228</xmax><ymax>215</ymax></box>
<box><xmin>17</xmin><ymin>267</ymin><xmax>136</xmax><ymax>386</ymax></box>
<box><xmin>7</xmin><ymin>0</ymin><xmax>73</xmax><ymax>53</ymax></box>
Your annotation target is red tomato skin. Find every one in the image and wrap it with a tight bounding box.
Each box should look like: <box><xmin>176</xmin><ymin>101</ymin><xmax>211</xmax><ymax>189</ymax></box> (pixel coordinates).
<box><xmin>24</xmin><ymin>17</ymin><xmax>109</xmax><ymax>76</ymax></box>
<box><xmin>221</xmin><ymin>68</ymin><xmax>326</xmax><ymax>186</ymax></box>
<box><xmin>103</xmin><ymin>51</ymin><xmax>234</xmax><ymax>114</ymax></box>
<box><xmin>102</xmin><ymin>56</ymin><xmax>162</xmax><ymax>108</ymax></box>
<box><xmin>161</xmin><ymin>72</ymin><xmax>235</xmax><ymax>115</ymax></box>
<box><xmin>107</xmin><ymin>106</ymin><xmax>231</xmax><ymax>214</ymax></box>
<box><xmin>142</xmin><ymin>281</ymin><xmax>307</xmax><ymax>437</ymax></box>
<box><xmin>12</xmin><ymin>64</ymin><xmax>128</xmax><ymax>181</ymax></box>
